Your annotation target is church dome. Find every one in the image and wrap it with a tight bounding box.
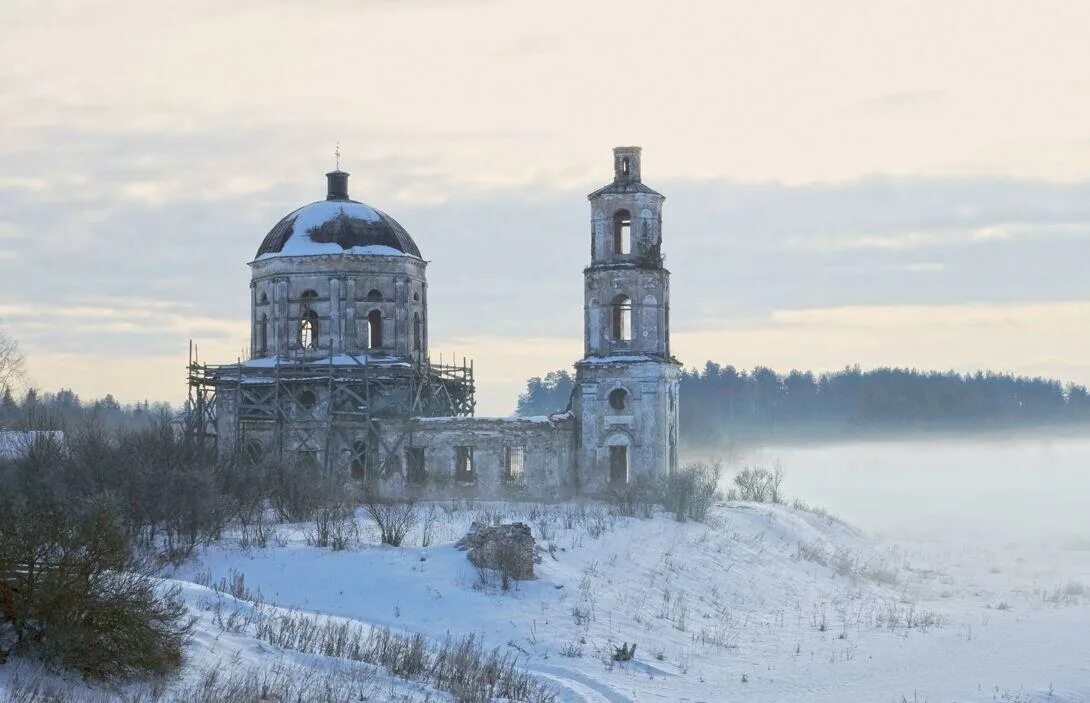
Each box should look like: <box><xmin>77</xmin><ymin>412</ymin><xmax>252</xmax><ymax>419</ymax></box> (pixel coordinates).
<box><xmin>255</xmin><ymin>170</ymin><xmax>421</xmax><ymax>260</ymax></box>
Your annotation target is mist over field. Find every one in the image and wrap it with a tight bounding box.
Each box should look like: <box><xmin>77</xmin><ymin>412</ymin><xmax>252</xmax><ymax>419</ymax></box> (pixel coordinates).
<box><xmin>738</xmin><ymin>436</ymin><xmax>1090</xmax><ymax>545</ymax></box>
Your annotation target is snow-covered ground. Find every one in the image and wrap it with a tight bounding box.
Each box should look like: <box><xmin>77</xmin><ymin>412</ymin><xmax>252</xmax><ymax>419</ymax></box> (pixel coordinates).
<box><xmin>4</xmin><ymin>437</ymin><xmax>1089</xmax><ymax>702</ymax></box>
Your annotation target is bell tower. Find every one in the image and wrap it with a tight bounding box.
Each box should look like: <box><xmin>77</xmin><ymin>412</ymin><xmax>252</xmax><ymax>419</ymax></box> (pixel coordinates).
<box><xmin>574</xmin><ymin>146</ymin><xmax>681</xmax><ymax>490</ymax></box>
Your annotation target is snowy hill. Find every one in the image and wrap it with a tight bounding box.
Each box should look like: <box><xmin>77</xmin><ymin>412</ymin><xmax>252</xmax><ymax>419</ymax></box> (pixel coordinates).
<box><xmin>3</xmin><ymin>500</ymin><xmax>1089</xmax><ymax>702</ymax></box>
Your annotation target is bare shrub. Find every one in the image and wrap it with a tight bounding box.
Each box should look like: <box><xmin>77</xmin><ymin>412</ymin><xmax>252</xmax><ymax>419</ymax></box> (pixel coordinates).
<box><xmin>363</xmin><ymin>493</ymin><xmax>418</xmax><ymax>547</ymax></box>
<box><xmin>474</xmin><ymin>538</ymin><xmax>527</xmax><ymax>592</ymax></box>
<box><xmin>307</xmin><ymin>501</ymin><xmax>359</xmax><ymax>551</ymax></box>
<box><xmin>729</xmin><ymin>464</ymin><xmax>784</xmax><ymax>504</ymax></box>
<box><xmin>605</xmin><ymin>474</ymin><xmax>657</xmax><ymax>518</ymax></box>
<box><xmin>419</xmin><ymin>503</ymin><xmax>440</xmax><ymax>547</ymax></box>
<box><xmin>560</xmin><ymin>641</ymin><xmax>584</xmax><ymax>658</ymax></box>
<box><xmin>251</xmin><ymin>610</ymin><xmax>557</xmax><ymax>703</ymax></box>
<box><xmin>661</xmin><ymin>461</ymin><xmax>722</xmax><ymax>522</ymax></box>
<box><xmin>268</xmin><ymin>458</ymin><xmax>339</xmax><ymax>523</ymax></box>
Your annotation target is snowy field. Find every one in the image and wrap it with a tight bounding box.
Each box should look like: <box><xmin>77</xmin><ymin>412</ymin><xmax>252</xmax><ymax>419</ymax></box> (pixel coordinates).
<box><xmin>4</xmin><ymin>437</ymin><xmax>1090</xmax><ymax>702</ymax></box>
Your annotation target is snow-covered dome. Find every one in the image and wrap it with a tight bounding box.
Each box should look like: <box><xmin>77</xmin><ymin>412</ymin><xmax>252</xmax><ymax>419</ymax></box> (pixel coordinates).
<box><xmin>255</xmin><ymin>171</ymin><xmax>421</xmax><ymax>260</ymax></box>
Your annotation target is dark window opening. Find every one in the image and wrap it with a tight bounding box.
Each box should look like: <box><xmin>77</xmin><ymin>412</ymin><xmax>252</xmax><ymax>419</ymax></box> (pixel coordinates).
<box><xmin>610</xmin><ymin>446</ymin><xmax>628</xmax><ymax>484</ymax></box>
<box><xmin>612</xmin><ymin>209</ymin><xmax>631</xmax><ymax>254</ymax></box>
<box><xmin>367</xmin><ymin>309</ymin><xmax>383</xmax><ymax>349</ymax></box>
<box><xmin>611</xmin><ymin>294</ymin><xmax>631</xmax><ymax>342</ymax></box>
<box><xmin>413</xmin><ymin>313</ymin><xmax>422</xmax><ymax>351</ymax></box>
<box><xmin>260</xmin><ymin>292</ymin><xmax>269</xmax><ymax>305</ymax></box>
<box><xmin>365</xmin><ymin>289</ymin><xmax>383</xmax><ymax>301</ymax></box>
<box><xmin>455</xmin><ymin>446</ymin><xmax>475</xmax><ymax>484</ymax></box>
<box><xmin>504</xmin><ymin>446</ymin><xmax>525</xmax><ymax>484</ymax></box>
<box><xmin>407</xmin><ymin>447</ymin><xmax>427</xmax><ymax>485</ymax></box>
<box><xmin>258</xmin><ymin>314</ymin><xmax>268</xmax><ymax>355</ymax></box>
<box><xmin>298</xmin><ymin>389</ymin><xmax>317</xmax><ymax>410</ymax></box>
<box><xmin>350</xmin><ymin>440</ymin><xmax>369</xmax><ymax>480</ymax></box>
<box><xmin>608</xmin><ymin>387</ymin><xmax>628</xmax><ymax>411</ymax></box>
<box><xmin>413</xmin><ymin>291</ymin><xmax>420</xmax><ymax>302</ymax></box>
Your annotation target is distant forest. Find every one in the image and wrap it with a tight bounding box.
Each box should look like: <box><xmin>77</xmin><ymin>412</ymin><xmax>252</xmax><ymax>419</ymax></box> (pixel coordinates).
<box><xmin>0</xmin><ymin>387</ymin><xmax>173</xmax><ymax>431</ymax></box>
<box><xmin>517</xmin><ymin>364</ymin><xmax>1090</xmax><ymax>445</ymax></box>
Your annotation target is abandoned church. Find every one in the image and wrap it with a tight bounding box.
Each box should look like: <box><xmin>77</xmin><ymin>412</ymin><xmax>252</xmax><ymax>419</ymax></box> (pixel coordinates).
<box><xmin>187</xmin><ymin>146</ymin><xmax>681</xmax><ymax>497</ymax></box>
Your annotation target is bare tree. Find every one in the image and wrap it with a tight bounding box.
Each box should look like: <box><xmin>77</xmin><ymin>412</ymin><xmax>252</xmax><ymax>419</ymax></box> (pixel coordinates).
<box><xmin>0</xmin><ymin>322</ymin><xmax>25</xmax><ymax>392</ymax></box>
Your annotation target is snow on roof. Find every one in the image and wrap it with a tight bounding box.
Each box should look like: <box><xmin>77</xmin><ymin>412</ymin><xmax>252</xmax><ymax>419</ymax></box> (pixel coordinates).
<box><xmin>255</xmin><ymin>199</ymin><xmax>420</xmax><ymax>261</ymax></box>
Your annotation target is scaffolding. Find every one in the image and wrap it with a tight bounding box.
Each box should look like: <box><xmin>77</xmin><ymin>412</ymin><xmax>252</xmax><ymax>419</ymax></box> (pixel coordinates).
<box><xmin>185</xmin><ymin>341</ymin><xmax>475</xmax><ymax>473</ymax></box>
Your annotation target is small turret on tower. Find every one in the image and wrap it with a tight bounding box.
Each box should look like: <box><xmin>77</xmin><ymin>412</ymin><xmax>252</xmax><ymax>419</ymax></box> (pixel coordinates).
<box><xmin>613</xmin><ymin>146</ymin><xmax>642</xmax><ymax>183</ymax></box>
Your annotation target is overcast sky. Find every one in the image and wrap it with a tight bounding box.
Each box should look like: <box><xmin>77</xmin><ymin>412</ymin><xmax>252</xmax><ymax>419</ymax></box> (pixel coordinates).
<box><xmin>2</xmin><ymin>0</ymin><xmax>1090</xmax><ymax>415</ymax></box>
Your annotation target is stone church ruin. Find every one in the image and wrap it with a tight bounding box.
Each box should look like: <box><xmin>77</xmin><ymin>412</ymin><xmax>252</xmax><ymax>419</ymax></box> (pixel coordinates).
<box><xmin>186</xmin><ymin>146</ymin><xmax>680</xmax><ymax>497</ymax></box>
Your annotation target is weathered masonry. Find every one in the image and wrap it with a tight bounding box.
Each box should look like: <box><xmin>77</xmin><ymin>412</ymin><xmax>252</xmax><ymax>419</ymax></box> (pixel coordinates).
<box><xmin>186</xmin><ymin>146</ymin><xmax>680</xmax><ymax>497</ymax></box>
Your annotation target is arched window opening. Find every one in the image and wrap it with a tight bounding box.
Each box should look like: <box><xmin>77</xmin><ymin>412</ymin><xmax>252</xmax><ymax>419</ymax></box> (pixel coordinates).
<box><xmin>413</xmin><ymin>291</ymin><xmax>420</xmax><ymax>302</ymax></box>
<box><xmin>350</xmin><ymin>441</ymin><xmax>369</xmax><ymax>480</ymax></box>
<box><xmin>298</xmin><ymin>389</ymin><xmax>317</xmax><ymax>410</ymax></box>
<box><xmin>367</xmin><ymin>309</ymin><xmax>383</xmax><ymax>349</ymax></box>
<box><xmin>413</xmin><ymin>312</ymin><xmax>422</xmax><ymax>351</ymax></box>
<box><xmin>608</xmin><ymin>387</ymin><xmax>628</xmax><ymax>411</ymax></box>
<box><xmin>300</xmin><ymin>310</ymin><xmax>319</xmax><ymax>349</ymax></box>
<box><xmin>621</xmin><ymin>157</ymin><xmax>630</xmax><ymax>176</ymax></box>
<box><xmin>612</xmin><ymin>210</ymin><xmax>631</xmax><ymax>254</ymax></box>
<box><xmin>611</xmin><ymin>295</ymin><xmax>631</xmax><ymax>342</ymax></box>
<box><xmin>259</xmin><ymin>292</ymin><xmax>269</xmax><ymax>305</ymax></box>
<box><xmin>259</xmin><ymin>313</ymin><xmax>268</xmax><ymax>355</ymax></box>
<box><xmin>300</xmin><ymin>289</ymin><xmax>319</xmax><ymax>302</ymax></box>
<box><xmin>365</xmin><ymin>289</ymin><xmax>383</xmax><ymax>301</ymax></box>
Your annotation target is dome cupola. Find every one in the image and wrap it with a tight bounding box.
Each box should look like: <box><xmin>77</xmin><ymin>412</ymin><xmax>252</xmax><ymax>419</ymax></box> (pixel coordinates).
<box><xmin>255</xmin><ymin>170</ymin><xmax>421</xmax><ymax>260</ymax></box>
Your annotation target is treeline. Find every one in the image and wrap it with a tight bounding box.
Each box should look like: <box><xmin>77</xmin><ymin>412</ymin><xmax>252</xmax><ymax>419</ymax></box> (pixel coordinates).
<box><xmin>0</xmin><ymin>386</ymin><xmax>174</xmax><ymax>432</ymax></box>
<box><xmin>516</xmin><ymin>363</ymin><xmax>1090</xmax><ymax>444</ymax></box>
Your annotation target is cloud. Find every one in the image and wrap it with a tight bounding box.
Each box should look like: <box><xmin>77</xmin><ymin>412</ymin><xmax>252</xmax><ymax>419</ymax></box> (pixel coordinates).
<box><xmin>3</xmin><ymin>123</ymin><xmax>1090</xmax><ymax>413</ymax></box>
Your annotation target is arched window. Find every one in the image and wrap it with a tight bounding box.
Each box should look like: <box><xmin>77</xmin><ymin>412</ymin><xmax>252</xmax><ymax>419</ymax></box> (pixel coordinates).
<box><xmin>607</xmin><ymin>434</ymin><xmax>630</xmax><ymax>485</ymax></box>
<box><xmin>612</xmin><ymin>209</ymin><xmax>631</xmax><ymax>254</ymax></box>
<box><xmin>299</xmin><ymin>290</ymin><xmax>319</xmax><ymax>349</ymax></box>
<box><xmin>258</xmin><ymin>313</ymin><xmax>268</xmax><ymax>355</ymax></box>
<box><xmin>608</xmin><ymin>387</ymin><xmax>628</xmax><ymax>411</ymax></box>
<box><xmin>611</xmin><ymin>294</ymin><xmax>631</xmax><ymax>342</ymax></box>
<box><xmin>298</xmin><ymin>389</ymin><xmax>317</xmax><ymax>409</ymax></box>
<box><xmin>365</xmin><ymin>289</ymin><xmax>383</xmax><ymax>301</ymax></box>
<box><xmin>259</xmin><ymin>292</ymin><xmax>269</xmax><ymax>305</ymax></box>
<box><xmin>367</xmin><ymin>309</ymin><xmax>383</xmax><ymax>349</ymax></box>
<box><xmin>621</xmin><ymin>157</ymin><xmax>630</xmax><ymax>176</ymax></box>
<box><xmin>413</xmin><ymin>312</ymin><xmax>421</xmax><ymax>351</ymax></box>
<box><xmin>300</xmin><ymin>310</ymin><xmax>319</xmax><ymax>349</ymax></box>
